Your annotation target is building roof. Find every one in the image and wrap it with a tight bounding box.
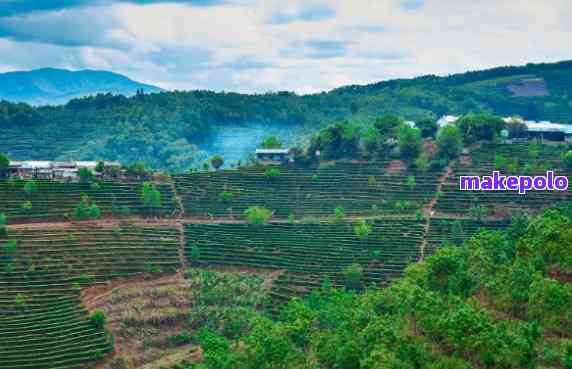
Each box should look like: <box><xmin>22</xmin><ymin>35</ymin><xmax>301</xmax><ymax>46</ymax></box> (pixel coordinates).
<box><xmin>437</xmin><ymin>115</ymin><xmax>459</xmax><ymax>128</ymax></box>
<box><xmin>524</xmin><ymin>121</ymin><xmax>572</xmax><ymax>134</ymax></box>
<box><xmin>21</xmin><ymin>161</ymin><xmax>52</xmax><ymax>169</ymax></box>
<box><xmin>255</xmin><ymin>149</ymin><xmax>290</xmax><ymax>155</ymax></box>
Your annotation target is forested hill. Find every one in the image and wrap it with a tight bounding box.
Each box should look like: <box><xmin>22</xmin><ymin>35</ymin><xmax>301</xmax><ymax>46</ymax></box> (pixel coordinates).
<box><xmin>0</xmin><ymin>60</ymin><xmax>571</xmax><ymax>171</ymax></box>
<box><xmin>0</xmin><ymin>68</ymin><xmax>163</xmax><ymax>106</ymax></box>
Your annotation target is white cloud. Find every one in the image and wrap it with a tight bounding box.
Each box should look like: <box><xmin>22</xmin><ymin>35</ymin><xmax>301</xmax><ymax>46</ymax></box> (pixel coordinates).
<box><xmin>0</xmin><ymin>0</ymin><xmax>570</xmax><ymax>93</ymax></box>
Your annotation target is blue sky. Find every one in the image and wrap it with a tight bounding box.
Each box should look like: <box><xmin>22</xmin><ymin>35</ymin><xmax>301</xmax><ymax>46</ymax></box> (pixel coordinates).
<box><xmin>0</xmin><ymin>0</ymin><xmax>570</xmax><ymax>93</ymax></box>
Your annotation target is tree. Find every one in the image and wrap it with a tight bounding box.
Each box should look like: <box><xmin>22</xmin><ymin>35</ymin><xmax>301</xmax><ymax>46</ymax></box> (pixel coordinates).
<box><xmin>89</xmin><ymin>204</ymin><xmax>101</xmax><ymax>219</ymax></box>
<box><xmin>333</xmin><ymin>206</ymin><xmax>346</xmax><ymax>223</ymax></box>
<box><xmin>73</xmin><ymin>195</ymin><xmax>91</xmax><ymax>220</ymax></box>
<box><xmin>562</xmin><ymin>151</ymin><xmax>572</xmax><ymax>169</ymax></box>
<box><xmin>354</xmin><ymin>219</ymin><xmax>372</xmax><ymax>247</ymax></box>
<box><xmin>456</xmin><ymin>113</ymin><xmax>505</xmax><ymax>144</ymax></box>
<box><xmin>24</xmin><ymin>180</ymin><xmax>38</xmax><ymax>196</ymax></box>
<box><xmin>260</xmin><ymin>136</ymin><xmax>283</xmax><ymax>149</ymax></box>
<box><xmin>89</xmin><ymin>310</ymin><xmax>107</xmax><ymax>329</ymax></box>
<box><xmin>95</xmin><ymin>161</ymin><xmax>105</xmax><ymax>174</ymax></box>
<box><xmin>21</xmin><ymin>201</ymin><xmax>32</xmax><ymax>212</ymax></box>
<box><xmin>374</xmin><ymin>113</ymin><xmax>403</xmax><ymax>136</ymax></box>
<box><xmin>436</xmin><ymin>125</ymin><xmax>463</xmax><ymax>159</ymax></box>
<box><xmin>244</xmin><ymin>206</ymin><xmax>273</xmax><ymax>225</ymax></box>
<box><xmin>4</xmin><ymin>239</ymin><xmax>17</xmax><ymax>254</ymax></box>
<box><xmin>264</xmin><ymin>168</ymin><xmax>281</xmax><ymax>181</ymax></box>
<box><xmin>211</xmin><ymin>155</ymin><xmax>224</xmax><ymax>171</ymax></box>
<box><xmin>141</xmin><ymin>182</ymin><xmax>162</xmax><ymax>214</ymax></box>
<box><xmin>415</xmin><ymin>117</ymin><xmax>438</xmax><ymax>138</ymax></box>
<box><xmin>0</xmin><ymin>213</ymin><xmax>6</xmax><ymax>237</ymax></box>
<box><xmin>406</xmin><ymin>175</ymin><xmax>416</xmax><ymax>191</ymax></box>
<box><xmin>218</xmin><ymin>191</ymin><xmax>234</xmax><ymax>203</ymax></box>
<box><xmin>342</xmin><ymin>263</ymin><xmax>363</xmax><ymax>289</ymax></box>
<box><xmin>414</xmin><ymin>153</ymin><xmax>429</xmax><ymax>172</ymax></box>
<box><xmin>309</xmin><ymin>122</ymin><xmax>360</xmax><ymax>160</ymax></box>
<box><xmin>78</xmin><ymin>167</ymin><xmax>93</xmax><ymax>183</ymax></box>
<box><xmin>190</xmin><ymin>245</ymin><xmax>201</xmax><ymax>264</ymax></box>
<box><xmin>397</xmin><ymin>126</ymin><xmax>423</xmax><ymax>160</ymax></box>
<box><xmin>0</xmin><ymin>153</ymin><xmax>9</xmax><ymax>178</ymax></box>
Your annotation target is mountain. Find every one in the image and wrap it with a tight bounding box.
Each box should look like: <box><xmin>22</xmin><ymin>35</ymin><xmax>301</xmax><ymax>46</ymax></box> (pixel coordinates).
<box><xmin>0</xmin><ymin>68</ymin><xmax>164</xmax><ymax>105</ymax></box>
<box><xmin>0</xmin><ymin>60</ymin><xmax>571</xmax><ymax>171</ymax></box>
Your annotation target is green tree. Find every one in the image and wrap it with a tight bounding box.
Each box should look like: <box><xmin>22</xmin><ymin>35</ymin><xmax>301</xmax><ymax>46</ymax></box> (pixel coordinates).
<box><xmin>0</xmin><ymin>153</ymin><xmax>9</xmax><ymax>178</ymax></box>
<box><xmin>211</xmin><ymin>155</ymin><xmax>224</xmax><ymax>171</ymax></box>
<box><xmin>264</xmin><ymin>168</ymin><xmax>281</xmax><ymax>181</ymax></box>
<box><xmin>406</xmin><ymin>175</ymin><xmax>416</xmax><ymax>191</ymax></box>
<box><xmin>333</xmin><ymin>206</ymin><xmax>346</xmax><ymax>223</ymax></box>
<box><xmin>436</xmin><ymin>125</ymin><xmax>463</xmax><ymax>159</ymax></box>
<box><xmin>4</xmin><ymin>239</ymin><xmax>17</xmax><ymax>254</ymax></box>
<box><xmin>374</xmin><ymin>113</ymin><xmax>403</xmax><ymax>136</ymax></box>
<box><xmin>342</xmin><ymin>263</ymin><xmax>363</xmax><ymax>289</ymax></box>
<box><xmin>89</xmin><ymin>204</ymin><xmax>101</xmax><ymax>219</ymax></box>
<box><xmin>73</xmin><ymin>195</ymin><xmax>91</xmax><ymax>220</ymax></box>
<box><xmin>95</xmin><ymin>161</ymin><xmax>105</xmax><ymax>173</ymax></box>
<box><xmin>244</xmin><ymin>206</ymin><xmax>273</xmax><ymax>225</ymax></box>
<box><xmin>354</xmin><ymin>219</ymin><xmax>372</xmax><ymax>247</ymax></box>
<box><xmin>218</xmin><ymin>191</ymin><xmax>234</xmax><ymax>203</ymax></box>
<box><xmin>89</xmin><ymin>310</ymin><xmax>107</xmax><ymax>329</ymax></box>
<box><xmin>259</xmin><ymin>136</ymin><xmax>283</xmax><ymax>149</ymax></box>
<box><xmin>78</xmin><ymin>167</ymin><xmax>93</xmax><ymax>183</ymax></box>
<box><xmin>0</xmin><ymin>213</ymin><xmax>6</xmax><ymax>237</ymax></box>
<box><xmin>141</xmin><ymin>182</ymin><xmax>162</xmax><ymax>214</ymax></box>
<box><xmin>21</xmin><ymin>201</ymin><xmax>32</xmax><ymax>212</ymax></box>
<box><xmin>414</xmin><ymin>152</ymin><xmax>429</xmax><ymax>172</ymax></box>
<box><xmin>24</xmin><ymin>180</ymin><xmax>38</xmax><ymax>196</ymax></box>
<box><xmin>416</xmin><ymin>116</ymin><xmax>438</xmax><ymax>138</ymax></box>
<box><xmin>562</xmin><ymin>151</ymin><xmax>572</xmax><ymax>169</ymax></box>
<box><xmin>397</xmin><ymin>126</ymin><xmax>423</xmax><ymax>160</ymax></box>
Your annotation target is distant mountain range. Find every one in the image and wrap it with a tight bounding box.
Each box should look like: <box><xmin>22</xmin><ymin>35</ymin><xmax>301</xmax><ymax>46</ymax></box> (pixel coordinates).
<box><xmin>0</xmin><ymin>68</ymin><xmax>163</xmax><ymax>105</ymax></box>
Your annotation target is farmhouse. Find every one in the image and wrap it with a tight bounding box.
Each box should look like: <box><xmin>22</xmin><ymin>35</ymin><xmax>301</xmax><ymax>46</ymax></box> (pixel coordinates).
<box><xmin>255</xmin><ymin>149</ymin><xmax>293</xmax><ymax>165</ymax></box>
<box><xmin>8</xmin><ymin>160</ymin><xmax>121</xmax><ymax>180</ymax></box>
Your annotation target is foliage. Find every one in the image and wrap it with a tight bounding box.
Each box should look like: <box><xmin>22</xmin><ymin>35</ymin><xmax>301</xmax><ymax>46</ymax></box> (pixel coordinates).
<box><xmin>78</xmin><ymin>168</ymin><xmax>93</xmax><ymax>183</ymax></box>
<box><xmin>563</xmin><ymin>151</ymin><xmax>572</xmax><ymax>169</ymax></box>
<box><xmin>397</xmin><ymin>126</ymin><xmax>423</xmax><ymax>160</ymax></box>
<box><xmin>456</xmin><ymin>113</ymin><xmax>505</xmax><ymax>144</ymax></box>
<box><xmin>73</xmin><ymin>195</ymin><xmax>91</xmax><ymax>220</ymax></box>
<box><xmin>332</xmin><ymin>206</ymin><xmax>346</xmax><ymax>223</ymax></box>
<box><xmin>342</xmin><ymin>263</ymin><xmax>363</xmax><ymax>289</ymax></box>
<box><xmin>21</xmin><ymin>201</ymin><xmax>33</xmax><ymax>212</ymax></box>
<box><xmin>211</xmin><ymin>155</ymin><xmax>224</xmax><ymax>171</ymax></box>
<box><xmin>309</xmin><ymin>121</ymin><xmax>360</xmax><ymax>160</ymax></box>
<box><xmin>259</xmin><ymin>136</ymin><xmax>283</xmax><ymax>149</ymax></box>
<box><xmin>141</xmin><ymin>182</ymin><xmax>162</xmax><ymax>213</ymax></box>
<box><xmin>89</xmin><ymin>310</ymin><xmax>107</xmax><ymax>330</ymax></box>
<box><xmin>0</xmin><ymin>152</ymin><xmax>9</xmax><ymax>177</ymax></box>
<box><xmin>89</xmin><ymin>204</ymin><xmax>102</xmax><ymax>219</ymax></box>
<box><xmin>415</xmin><ymin>116</ymin><xmax>438</xmax><ymax>138</ymax></box>
<box><xmin>436</xmin><ymin>125</ymin><xmax>463</xmax><ymax>159</ymax></box>
<box><xmin>24</xmin><ymin>180</ymin><xmax>38</xmax><ymax>196</ymax></box>
<box><xmin>244</xmin><ymin>206</ymin><xmax>273</xmax><ymax>225</ymax></box>
<box><xmin>354</xmin><ymin>219</ymin><xmax>372</xmax><ymax>241</ymax></box>
<box><xmin>264</xmin><ymin>168</ymin><xmax>281</xmax><ymax>180</ymax></box>
<box><xmin>218</xmin><ymin>191</ymin><xmax>234</xmax><ymax>203</ymax></box>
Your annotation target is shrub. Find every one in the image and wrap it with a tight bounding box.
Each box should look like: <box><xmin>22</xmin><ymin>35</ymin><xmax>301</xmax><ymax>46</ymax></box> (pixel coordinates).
<box><xmin>73</xmin><ymin>195</ymin><xmax>91</xmax><ymax>220</ymax></box>
<box><xmin>4</xmin><ymin>239</ymin><xmax>17</xmax><ymax>254</ymax></box>
<box><xmin>78</xmin><ymin>168</ymin><xmax>93</xmax><ymax>183</ymax></box>
<box><xmin>563</xmin><ymin>151</ymin><xmax>572</xmax><ymax>169</ymax></box>
<box><xmin>190</xmin><ymin>245</ymin><xmax>201</xmax><ymax>263</ymax></box>
<box><xmin>141</xmin><ymin>182</ymin><xmax>162</xmax><ymax>214</ymax></box>
<box><xmin>333</xmin><ymin>206</ymin><xmax>346</xmax><ymax>223</ymax></box>
<box><xmin>354</xmin><ymin>219</ymin><xmax>372</xmax><ymax>242</ymax></box>
<box><xmin>436</xmin><ymin>125</ymin><xmax>462</xmax><ymax>159</ymax></box>
<box><xmin>21</xmin><ymin>201</ymin><xmax>33</xmax><ymax>212</ymax></box>
<box><xmin>264</xmin><ymin>168</ymin><xmax>281</xmax><ymax>180</ymax></box>
<box><xmin>89</xmin><ymin>204</ymin><xmax>102</xmax><ymax>219</ymax></box>
<box><xmin>24</xmin><ymin>180</ymin><xmax>38</xmax><ymax>196</ymax></box>
<box><xmin>218</xmin><ymin>191</ymin><xmax>234</xmax><ymax>203</ymax></box>
<box><xmin>342</xmin><ymin>263</ymin><xmax>363</xmax><ymax>289</ymax></box>
<box><xmin>168</xmin><ymin>330</ymin><xmax>192</xmax><ymax>346</ymax></box>
<box><xmin>89</xmin><ymin>310</ymin><xmax>107</xmax><ymax>329</ymax></box>
<box><xmin>211</xmin><ymin>155</ymin><xmax>224</xmax><ymax>171</ymax></box>
<box><xmin>244</xmin><ymin>206</ymin><xmax>273</xmax><ymax>225</ymax></box>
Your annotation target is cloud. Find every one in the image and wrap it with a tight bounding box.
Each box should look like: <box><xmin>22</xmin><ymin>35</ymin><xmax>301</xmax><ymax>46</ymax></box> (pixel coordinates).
<box><xmin>0</xmin><ymin>0</ymin><xmax>571</xmax><ymax>94</ymax></box>
<box><xmin>0</xmin><ymin>0</ymin><xmax>226</xmax><ymax>17</ymax></box>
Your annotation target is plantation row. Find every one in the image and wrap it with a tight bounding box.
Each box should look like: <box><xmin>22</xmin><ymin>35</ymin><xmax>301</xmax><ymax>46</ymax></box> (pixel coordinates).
<box><xmin>175</xmin><ymin>162</ymin><xmax>443</xmax><ymax>218</ymax></box>
<box><xmin>435</xmin><ymin>143</ymin><xmax>571</xmax><ymax>216</ymax></box>
<box><xmin>185</xmin><ymin>220</ymin><xmax>425</xmax><ymax>311</ymax></box>
<box><xmin>0</xmin><ymin>223</ymin><xmax>180</xmax><ymax>369</ymax></box>
<box><xmin>0</xmin><ymin>179</ymin><xmax>178</xmax><ymax>223</ymax></box>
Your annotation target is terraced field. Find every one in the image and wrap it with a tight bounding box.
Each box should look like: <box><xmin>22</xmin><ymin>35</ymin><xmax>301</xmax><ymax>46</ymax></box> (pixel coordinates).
<box><xmin>174</xmin><ymin>162</ymin><xmax>443</xmax><ymax>218</ymax></box>
<box><xmin>185</xmin><ymin>219</ymin><xmax>424</xmax><ymax>312</ymax></box>
<box><xmin>435</xmin><ymin>143</ymin><xmax>571</xmax><ymax>217</ymax></box>
<box><xmin>0</xmin><ymin>224</ymin><xmax>180</xmax><ymax>369</ymax></box>
<box><xmin>0</xmin><ymin>179</ymin><xmax>178</xmax><ymax>223</ymax></box>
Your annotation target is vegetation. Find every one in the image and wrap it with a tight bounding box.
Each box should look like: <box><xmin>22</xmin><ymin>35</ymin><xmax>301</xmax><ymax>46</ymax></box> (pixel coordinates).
<box><xmin>141</xmin><ymin>182</ymin><xmax>162</xmax><ymax>214</ymax></box>
<box><xmin>244</xmin><ymin>206</ymin><xmax>273</xmax><ymax>225</ymax></box>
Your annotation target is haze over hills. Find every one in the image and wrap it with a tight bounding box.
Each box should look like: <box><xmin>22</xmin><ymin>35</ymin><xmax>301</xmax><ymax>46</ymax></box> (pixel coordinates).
<box><xmin>0</xmin><ymin>68</ymin><xmax>163</xmax><ymax>105</ymax></box>
<box><xmin>0</xmin><ymin>60</ymin><xmax>571</xmax><ymax>171</ymax></box>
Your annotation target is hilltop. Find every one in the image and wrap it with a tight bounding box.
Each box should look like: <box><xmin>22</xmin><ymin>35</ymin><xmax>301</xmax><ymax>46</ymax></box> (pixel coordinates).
<box><xmin>0</xmin><ymin>68</ymin><xmax>163</xmax><ymax>106</ymax></box>
<box><xmin>0</xmin><ymin>60</ymin><xmax>571</xmax><ymax>171</ymax></box>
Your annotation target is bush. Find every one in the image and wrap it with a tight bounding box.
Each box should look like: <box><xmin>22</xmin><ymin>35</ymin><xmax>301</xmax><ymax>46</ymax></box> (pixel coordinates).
<box><xmin>211</xmin><ymin>155</ymin><xmax>224</xmax><ymax>171</ymax></box>
<box><xmin>436</xmin><ymin>125</ymin><xmax>463</xmax><ymax>159</ymax></box>
<box><xmin>89</xmin><ymin>204</ymin><xmax>102</xmax><ymax>219</ymax></box>
<box><xmin>89</xmin><ymin>310</ymin><xmax>107</xmax><ymax>329</ymax></box>
<box><xmin>244</xmin><ymin>206</ymin><xmax>273</xmax><ymax>225</ymax></box>
<box><xmin>73</xmin><ymin>195</ymin><xmax>91</xmax><ymax>220</ymax></box>
<box><xmin>342</xmin><ymin>263</ymin><xmax>363</xmax><ymax>289</ymax></box>
<box><xmin>218</xmin><ymin>191</ymin><xmax>234</xmax><ymax>203</ymax></box>
<box><xmin>4</xmin><ymin>239</ymin><xmax>17</xmax><ymax>254</ymax></box>
<box><xmin>141</xmin><ymin>182</ymin><xmax>162</xmax><ymax>214</ymax></box>
<box><xmin>24</xmin><ymin>180</ymin><xmax>38</xmax><ymax>196</ymax></box>
<box><xmin>264</xmin><ymin>168</ymin><xmax>281</xmax><ymax>180</ymax></box>
<box><xmin>21</xmin><ymin>201</ymin><xmax>33</xmax><ymax>212</ymax></box>
<box><xmin>333</xmin><ymin>206</ymin><xmax>346</xmax><ymax>223</ymax></box>
<box><xmin>563</xmin><ymin>151</ymin><xmax>572</xmax><ymax>169</ymax></box>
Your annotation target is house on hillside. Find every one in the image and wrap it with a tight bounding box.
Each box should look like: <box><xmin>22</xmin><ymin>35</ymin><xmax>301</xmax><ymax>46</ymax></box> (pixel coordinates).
<box><xmin>255</xmin><ymin>149</ymin><xmax>293</xmax><ymax>165</ymax></box>
<box><xmin>524</xmin><ymin>121</ymin><xmax>572</xmax><ymax>143</ymax></box>
<box><xmin>7</xmin><ymin>160</ymin><xmax>122</xmax><ymax>180</ymax></box>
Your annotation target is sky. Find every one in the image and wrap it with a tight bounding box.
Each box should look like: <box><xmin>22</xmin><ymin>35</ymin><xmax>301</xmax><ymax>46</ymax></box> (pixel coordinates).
<box><xmin>0</xmin><ymin>0</ymin><xmax>570</xmax><ymax>93</ymax></box>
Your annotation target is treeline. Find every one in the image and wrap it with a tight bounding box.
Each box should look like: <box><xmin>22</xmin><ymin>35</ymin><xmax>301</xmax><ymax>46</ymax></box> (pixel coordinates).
<box><xmin>0</xmin><ymin>60</ymin><xmax>571</xmax><ymax>172</ymax></box>
<box><xmin>171</xmin><ymin>205</ymin><xmax>572</xmax><ymax>369</ymax></box>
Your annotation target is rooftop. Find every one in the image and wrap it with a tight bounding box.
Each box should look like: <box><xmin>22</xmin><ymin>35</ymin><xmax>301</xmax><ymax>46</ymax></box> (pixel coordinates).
<box><xmin>255</xmin><ymin>149</ymin><xmax>290</xmax><ymax>154</ymax></box>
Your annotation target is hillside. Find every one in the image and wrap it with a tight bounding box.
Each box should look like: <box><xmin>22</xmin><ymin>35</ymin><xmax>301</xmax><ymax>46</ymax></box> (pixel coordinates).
<box><xmin>0</xmin><ymin>139</ymin><xmax>570</xmax><ymax>369</ymax></box>
<box><xmin>0</xmin><ymin>68</ymin><xmax>163</xmax><ymax>106</ymax></box>
<box><xmin>0</xmin><ymin>60</ymin><xmax>571</xmax><ymax>171</ymax></box>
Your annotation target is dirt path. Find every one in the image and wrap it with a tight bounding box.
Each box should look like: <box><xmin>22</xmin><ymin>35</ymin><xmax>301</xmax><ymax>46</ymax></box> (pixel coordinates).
<box><xmin>170</xmin><ymin>180</ymin><xmax>188</xmax><ymax>276</ymax></box>
<box><xmin>419</xmin><ymin>159</ymin><xmax>456</xmax><ymax>260</ymax></box>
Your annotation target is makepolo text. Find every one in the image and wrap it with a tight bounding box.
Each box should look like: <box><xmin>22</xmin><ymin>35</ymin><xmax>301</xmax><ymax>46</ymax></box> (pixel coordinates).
<box><xmin>459</xmin><ymin>171</ymin><xmax>569</xmax><ymax>194</ymax></box>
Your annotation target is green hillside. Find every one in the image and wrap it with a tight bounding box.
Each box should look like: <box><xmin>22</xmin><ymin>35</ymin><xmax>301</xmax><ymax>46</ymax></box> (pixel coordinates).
<box><xmin>1</xmin><ymin>60</ymin><xmax>572</xmax><ymax>171</ymax></box>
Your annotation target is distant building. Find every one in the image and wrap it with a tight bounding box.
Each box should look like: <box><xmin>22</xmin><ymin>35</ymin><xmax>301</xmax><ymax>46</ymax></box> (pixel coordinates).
<box><xmin>437</xmin><ymin>115</ymin><xmax>459</xmax><ymax>128</ymax></box>
<box><xmin>524</xmin><ymin>121</ymin><xmax>572</xmax><ymax>142</ymax></box>
<box><xmin>7</xmin><ymin>160</ymin><xmax>121</xmax><ymax>180</ymax></box>
<box><xmin>255</xmin><ymin>149</ymin><xmax>293</xmax><ymax>165</ymax></box>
